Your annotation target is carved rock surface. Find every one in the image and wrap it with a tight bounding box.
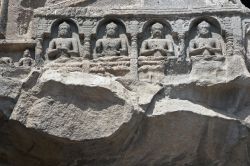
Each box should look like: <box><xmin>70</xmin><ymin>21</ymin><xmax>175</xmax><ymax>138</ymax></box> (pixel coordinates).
<box><xmin>1</xmin><ymin>0</ymin><xmax>250</xmax><ymax>165</ymax></box>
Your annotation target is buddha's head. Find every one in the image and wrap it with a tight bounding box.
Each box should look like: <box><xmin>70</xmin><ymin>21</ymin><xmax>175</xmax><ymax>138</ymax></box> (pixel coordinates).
<box><xmin>58</xmin><ymin>22</ymin><xmax>71</xmax><ymax>38</ymax></box>
<box><xmin>151</xmin><ymin>23</ymin><xmax>164</xmax><ymax>39</ymax></box>
<box><xmin>23</xmin><ymin>49</ymin><xmax>31</xmax><ymax>57</ymax></box>
<box><xmin>197</xmin><ymin>21</ymin><xmax>211</xmax><ymax>37</ymax></box>
<box><xmin>106</xmin><ymin>22</ymin><xmax>118</xmax><ymax>38</ymax></box>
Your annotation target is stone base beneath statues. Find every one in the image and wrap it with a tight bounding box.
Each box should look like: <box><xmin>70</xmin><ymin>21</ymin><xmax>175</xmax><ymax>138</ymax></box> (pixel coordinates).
<box><xmin>165</xmin><ymin>58</ymin><xmax>191</xmax><ymax>75</ymax></box>
<box><xmin>138</xmin><ymin>56</ymin><xmax>166</xmax><ymax>82</ymax></box>
<box><xmin>89</xmin><ymin>56</ymin><xmax>130</xmax><ymax>77</ymax></box>
<box><xmin>43</xmin><ymin>57</ymin><xmax>85</xmax><ymax>72</ymax></box>
<box><xmin>139</xmin><ymin>56</ymin><xmax>191</xmax><ymax>82</ymax></box>
<box><xmin>190</xmin><ymin>54</ymin><xmax>226</xmax><ymax>80</ymax></box>
<box><xmin>43</xmin><ymin>56</ymin><xmax>131</xmax><ymax>77</ymax></box>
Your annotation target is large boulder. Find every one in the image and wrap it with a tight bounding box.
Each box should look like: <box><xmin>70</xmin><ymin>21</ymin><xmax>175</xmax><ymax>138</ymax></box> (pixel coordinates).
<box><xmin>10</xmin><ymin>69</ymin><xmax>140</xmax><ymax>140</ymax></box>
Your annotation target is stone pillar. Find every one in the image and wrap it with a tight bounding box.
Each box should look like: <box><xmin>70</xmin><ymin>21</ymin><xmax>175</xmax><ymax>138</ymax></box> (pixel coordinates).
<box><xmin>130</xmin><ymin>33</ymin><xmax>139</xmax><ymax>80</ymax></box>
<box><xmin>83</xmin><ymin>34</ymin><xmax>91</xmax><ymax>59</ymax></box>
<box><xmin>225</xmin><ymin>16</ymin><xmax>248</xmax><ymax>77</ymax></box>
<box><xmin>223</xmin><ymin>17</ymin><xmax>234</xmax><ymax>56</ymax></box>
<box><xmin>128</xmin><ymin>20</ymin><xmax>140</xmax><ymax>80</ymax></box>
<box><xmin>0</xmin><ymin>0</ymin><xmax>8</xmax><ymax>39</ymax></box>
<box><xmin>35</xmin><ymin>38</ymin><xmax>44</xmax><ymax>65</ymax></box>
<box><xmin>232</xmin><ymin>16</ymin><xmax>243</xmax><ymax>56</ymax></box>
<box><xmin>225</xmin><ymin>30</ymin><xmax>234</xmax><ymax>56</ymax></box>
<box><xmin>178</xmin><ymin>32</ymin><xmax>186</xmax><ymax>60</ymax></box>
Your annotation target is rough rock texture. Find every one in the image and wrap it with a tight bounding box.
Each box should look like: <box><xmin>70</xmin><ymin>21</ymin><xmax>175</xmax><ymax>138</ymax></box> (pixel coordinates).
<box><xmin>11</xmin><ymin>70</ymin><xmax>139</xmax><ymax>140</ymax></box>
<box><xmin>3</xmin><ymin>61</ymin><xmax>250</xmax><ymax>165</ymax></box>
<box><xmin>1</xmin><ymin>0</ymin><xmax>250</xmax><ymax>166</ymax></box>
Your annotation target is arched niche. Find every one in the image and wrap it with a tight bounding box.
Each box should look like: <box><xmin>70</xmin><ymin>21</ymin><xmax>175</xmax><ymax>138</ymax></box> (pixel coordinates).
<box><xmin>42</xmin><ymin>19</ymin><xmax>83</xmax><ymax>60</ymax></box>
<box><xmin>91</xmin><ymin>18</ymin><xmax>129</xmax><ymax>57</ymax></box>
<box><xmin>139</xmin><ymin>20</ymin><xmax>173</xmax><ymax>42</ymax></box>
<box><xmin>188</xmin><ymin>17</ymin><xmax>224</xmax><ymax>40</ymax></box>
<box><xmin>93</xmin><ymin>18</ymin><xmax>128</xmax><ymax>40</ymax></box>
<box><xmin>187</xmin><ymin>17</ymin><xmax>226</xmax><ymax>56</ymax></box>
<box><xmin>138</xmin><ymin>20</ymin><xmax>174</xmax><ymax>56</ymax></box>
<box><xmin>50</xmin><ymin>19</ymin><xmax>79</xmax><ymax>39</ymax></box>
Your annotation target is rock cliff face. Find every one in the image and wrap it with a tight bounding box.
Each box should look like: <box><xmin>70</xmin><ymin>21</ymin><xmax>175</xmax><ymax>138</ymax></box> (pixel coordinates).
<box><xmin>1</xmin><ymin>0</ymin><xmax>250</xmax><ymax>166</ymax></box>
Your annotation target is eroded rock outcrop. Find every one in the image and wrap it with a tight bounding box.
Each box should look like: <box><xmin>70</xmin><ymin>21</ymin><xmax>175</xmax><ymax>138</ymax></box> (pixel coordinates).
<box><xmin>1</xmin><ymin>0</ymin><xmax>250</xmax><ymax>165</ymax></box>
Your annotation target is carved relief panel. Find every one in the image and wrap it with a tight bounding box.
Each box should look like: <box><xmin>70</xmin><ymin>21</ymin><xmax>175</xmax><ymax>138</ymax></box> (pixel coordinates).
<box><xmin>0</xmin><ymin>48</ymin><xmax>35</xmax><ymax>68</ymax></box>
<box><xmin>93</xmin><ymin>20</ymin><xmax>129</xmax><ymax>59</ymax></box>
<box><xmin>139</xmin><ymin>22</ymin><xmax>174</xmax><ymax>57</ymax></box>
<box><xmin>31</xmin><ymin>14</ymin><xmax>247</xmax><ymax>80</ymax></box>
<box><xmin>138</xmin><ymin>21</ymin><xmax>175</xmax><ymax>82</ymax></box>
<box><xmin>18</xmin><ymin>49</ymin><xmax>35</xmax><ymax>67</ymax></box>
<box><xmin>42</xmin><ymin>19</ymin><xmax>82</xmax><ymax>62</ymax></box>
<box><xmin>46</xmin><ymin>21</ymin><xmax>80</xmax><ymax>60</ymax></box>
<box><xmin>89</xmin><ymin>19</ymin><xmax>130</xmax><ymax>76</ymax></box>
<box><xmin>187</xmin><ymin>17</ymin><xmax>227</xmax><ymax>77</ymax></box>
<box><xmin>187</xmin><ymin>18</ymin><xmax>225</xmax><ymax>60</ymax></box>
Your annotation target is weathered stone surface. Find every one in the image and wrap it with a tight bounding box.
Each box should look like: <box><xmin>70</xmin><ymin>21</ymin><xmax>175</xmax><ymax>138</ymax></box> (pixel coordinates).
<box><xmin>10</xmin><ymin>69</ymin><xmax>139</xmax><ymax>140</ymax></box>
<box><xmin>6</xmin><ymin>64</ymin><xmax>250</xmax><ymax>165</ymax></box>
<box><xmin>1</xmin><ymin>105</ymin><xmax>250</xmax><ymax>166</ymax></box>
<box><xmin>0</xmin><ymin>65</ymin><xmax>31</xmax><ymax>120</ymax></box>
<box><xmin>1</xmin><ymin>0</ymin><xmax>250</xmax><ymax>165</ymax></box>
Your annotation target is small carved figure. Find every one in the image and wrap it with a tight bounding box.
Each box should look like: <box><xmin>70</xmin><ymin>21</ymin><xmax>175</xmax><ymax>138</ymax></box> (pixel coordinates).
<box><xmin>140</xmin><ymin>23</ymin><xmax>174</xmax><ymax>57</ymax></box>
<box><xmin>0</xmin><ymin>57</ymin><xmax>13</xmax><ymax>65</ymax></box>
<box><xmin>189</xmin><ymin>21</ymin><xmax>223</xmax><ymax>57</ymax></box>
<box><xmin>227</xmin><ymin>0</ymin><xmax>236</xmax><ymax>4</ymax></box>
<box><xmin>47</xmin><ymin>22</ymin><xmax>79</xmax><ymax>60</ymax></box>
<box><xmin>18</xmin><ymin>49</ymin><xmax>34</xmax><ymax>67</ymax></box>
<box><xmin>95</xmin><ymin>22</ymin><xmax>128</xmax><ymax>58</ymax></box>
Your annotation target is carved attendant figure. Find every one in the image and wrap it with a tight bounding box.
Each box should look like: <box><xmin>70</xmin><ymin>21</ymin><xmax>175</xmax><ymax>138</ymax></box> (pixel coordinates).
<box><xmin>18</xmin><ymin>49</ymin><xmax>34</xmax><ymax>67</ymax></box>
<box><xmin>47</xmin><ymin>22</ymin><xmax>79</xmax><ymax>60</ymax></box>
<box><xmin>95</xmin><ymin>22</ymin><xmax>128</xmax><ymax>58</ymax></box>
<box><xmin>140</xmin><ymin>23</ymin><xmax>174</xmax><ymax>57</ymax></box>
<box><xmin>0</xmin><ymin>57</ymin><xmax>13</xmax><ymax>65</ymax></box>
<box><xmin>189</xmin><ymin>21</ymin><xmax>223</xmax><ymax>56</ymax></box>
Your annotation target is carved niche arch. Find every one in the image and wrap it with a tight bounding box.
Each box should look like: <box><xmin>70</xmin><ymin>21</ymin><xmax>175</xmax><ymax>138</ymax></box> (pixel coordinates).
<box><xmin>187</xmin><ymin>16</ymin><xmax>226</xmax><ymax>56</ymax></box>
<box><xmin>188</xmin><ymin>17</ymin><xmax>224</xmax><ymax>40</ymax></box>
<box><xmin>42</xmin><ymin>19</ymin><xmax>83</xmax><ymax>60</ymax></box>
<box><xmin>91</xmin><ymin>18</ymin><xmax>129</xmax><ymax>58</ymax></box>
<box><xmin>49</xmin><ymin>19</ymin><xmax>80</xmax><ymax>39</ymax></box>
<box><xmin>92</xmin><ymin>18</ymin><xmax>128</xmax><ymax>40</ymax></box>
<box><xmin>138</xmin><ymin>20</ymin><xmax>175</xmax><ymax>58</ymax></box>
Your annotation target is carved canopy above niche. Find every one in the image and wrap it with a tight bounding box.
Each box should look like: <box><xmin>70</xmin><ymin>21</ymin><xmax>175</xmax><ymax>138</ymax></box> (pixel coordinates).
<box><xmin>43</xmin><ymin>0</ymin><xmax>242</xmax><ymax>9</ymax></box>
<box><xmin>44</xmin><ymin>0</ymin><xmax>140</xmax><ymax>8</ymax></box>
<box><xmin>143</xmin><ymin>0</ymin><xmax>237</xmax><ymax>8</ymax></box>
